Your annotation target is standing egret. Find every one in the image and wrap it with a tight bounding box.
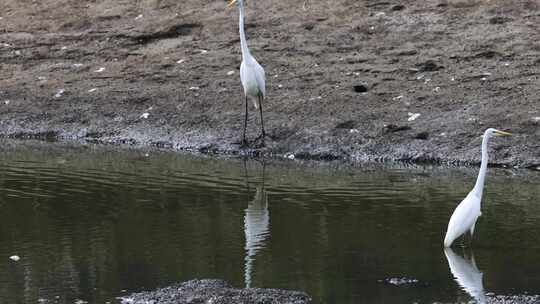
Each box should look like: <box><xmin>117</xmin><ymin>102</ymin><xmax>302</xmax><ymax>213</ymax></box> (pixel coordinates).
<box><xmin>228</xmin><ymin>0</ymin><xmax>267</xmax><ymax>147</ymax></box>
<box><xmin>443</xmin><ymin>128</ymin><xmax>512</xmax><ymax>247</ymax></box>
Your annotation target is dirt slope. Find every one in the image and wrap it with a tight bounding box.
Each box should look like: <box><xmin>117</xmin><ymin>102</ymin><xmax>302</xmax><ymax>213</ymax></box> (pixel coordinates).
<box><xmin>0</xmin><ymin>0</ymin><xmax>539</xmax><ymax>167</ymax></box>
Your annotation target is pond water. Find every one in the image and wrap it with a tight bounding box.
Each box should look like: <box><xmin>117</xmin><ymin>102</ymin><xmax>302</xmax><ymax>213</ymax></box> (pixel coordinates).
<box><xmin>0</xmin><ymin>141</ymin><xmax>539</xmax><ymax>304</ymax></box>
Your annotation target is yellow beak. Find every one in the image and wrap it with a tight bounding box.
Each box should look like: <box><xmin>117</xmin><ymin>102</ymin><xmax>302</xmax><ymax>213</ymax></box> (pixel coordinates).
<box><xmin>494</xmin><ymin>130</ymin><xmax>512</xmax><ymax>136</ymax></box>
<box><xmin>228</xmin><ymin>0</ymin><xmax>237</xmax><ymax>7</ymax></box>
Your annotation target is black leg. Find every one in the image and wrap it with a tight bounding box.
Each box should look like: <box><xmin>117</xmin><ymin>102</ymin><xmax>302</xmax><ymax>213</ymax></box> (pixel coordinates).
<box><xmin>258</xmin><ymin>94</ymin><xmax>266</xmax><ymax>144</ymax></box>
<box><xmin>242</xmin><ymin>95</ymin><xmax>248</xmax><ymax>147</ymax></box>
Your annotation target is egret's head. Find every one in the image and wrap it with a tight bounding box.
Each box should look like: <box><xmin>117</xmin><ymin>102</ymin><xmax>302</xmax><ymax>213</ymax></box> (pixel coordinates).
<box><xmin>485</xmin><ymin>128</ymin><xmax>512</xmax><ymax>138</ymax></box>
<box><xmin>227</xmin><ymin>0</ymin><xmax>243</xmax><ymax>7</ymax></box>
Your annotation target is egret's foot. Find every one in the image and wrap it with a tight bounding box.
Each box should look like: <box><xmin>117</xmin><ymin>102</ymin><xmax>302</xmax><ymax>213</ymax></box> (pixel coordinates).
<box><xmin>240</xmin><ymin>138</ymin><xmax>250</xmax><ymax>148</ymax></box>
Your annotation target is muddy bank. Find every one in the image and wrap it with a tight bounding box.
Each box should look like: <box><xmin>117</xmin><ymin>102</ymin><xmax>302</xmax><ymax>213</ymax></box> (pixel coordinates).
<box><xmin>120</xmin><ymin>279</ymin><xmax>311</xmax><ymax>304</ymax></box>
<box><xmin>119</xmin><ymin>279</ymin><xmax>539</xmax><ymax>304</ymax></box>
<box><xmin>0</xmin><ymin>0</ymin><xmax>539</xmax><ymax>167</ymax></box>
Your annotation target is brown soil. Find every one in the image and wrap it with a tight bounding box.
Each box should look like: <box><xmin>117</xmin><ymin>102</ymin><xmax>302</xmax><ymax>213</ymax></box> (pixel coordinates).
<box><xmin>0</xmin><ymin>0</ymin><xmax>539</xmax><ymax>167</ymax></box>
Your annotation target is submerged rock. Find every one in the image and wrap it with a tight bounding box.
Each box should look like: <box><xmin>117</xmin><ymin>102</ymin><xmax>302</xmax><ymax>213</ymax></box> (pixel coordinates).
<box><xmin>120</xmin><ymin>279</ymin><xmax>312</xmax><ymax>304</ymax></box>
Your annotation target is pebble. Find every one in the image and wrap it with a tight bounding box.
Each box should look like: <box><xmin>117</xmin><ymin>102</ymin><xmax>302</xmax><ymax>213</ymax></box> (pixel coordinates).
<box><xmin>407</xmin><ymin>112</ymin><xmax>421</xmax><ymax>121</ymax></box>
<box><xmin>381</xmin><ymin>277</ymin><xmax>419</xmax><ymax>286</ymax></box>
<box><xmin>9</xmin><ymin>255</ymin><xmax>20</xmax><ymax>261</ymax></box>
<box><xmin>54</xmin><ymin>89</ymin><xmax>65</xmax><ymax>98</ymax></box>
<box><xmin>353</xmin><ymin>84</ymin><xmax>368</xmax><ymax>93</ymax></box>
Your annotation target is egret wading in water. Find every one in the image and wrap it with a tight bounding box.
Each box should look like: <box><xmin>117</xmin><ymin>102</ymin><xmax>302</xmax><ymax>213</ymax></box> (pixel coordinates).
<box><xmin>229</xmin><ymin>0</ymin><xmax>267</xmax><ymax>147</ymax></box>
<box><xmin>443</xmin><ymin>128</ymin><xmax>512</xmax><ymax>247</ymax></box>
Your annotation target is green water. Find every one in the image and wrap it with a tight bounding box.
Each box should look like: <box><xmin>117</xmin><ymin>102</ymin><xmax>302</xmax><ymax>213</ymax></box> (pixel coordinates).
<box><xmin>0</xmin><ymin>141</ymin><xmax>539</xmax><ymax>304</ymax></box>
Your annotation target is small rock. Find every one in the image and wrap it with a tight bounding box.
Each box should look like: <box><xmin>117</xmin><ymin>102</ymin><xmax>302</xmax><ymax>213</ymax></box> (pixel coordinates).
<box><xmin>384</xmin><ymin>124</ymin><xmax>411</xmax><ymax>133</ymax></box>
<box><xmin>88</xmin><ymin>88</ymin><xmax>98</xmax><ymax>93</ymax></box>
<box><xmin>353</xmin><ymin>84</ymin><xmax>368</xmax><ymax>93</ymax></box>
<box><xmin>94</xmin><ymin>67</ymin><xmax>105</xmax><ymax>73</ymax></box>
<box><xmin>416</xmin><ymin>60</ymin><xmax>444</xmax><ymax>72</ymax></box>
<box><xmin>73</xmin><ymin>63</ymin><xmax>83</xmax><ymax>68</ymax></box>
<box><xmin>140</xmin><ymin>113</ymin><xmax>150</xmax><ymax>119</ymax></box>
<box><xmin>226</xmin><ymin>70</ymin><xmax>235</xmax><ymax>76</ymax></box>
<box><xmin>489</xmin><ymin>16</ymin><xmax>512</xmax><ymax>24</ymax></box>
<box><xmin>303</xmin><ymin>23</ymin><xmax>315</xmax><ymax>31</ymax></box>
<box><xmin>54</xmin><ymin>89</ymin><xmax>65</xmax><ymax>98</ymax></box>
<box><xmin>335</xmin><ymin>120</ymin><xmax>356</xmax><ymax>129</ymax></box>
<box><xmin>189</xmin><ymin>86</ymin><xmax>200</xmax><ymax>91</ymax></box>
<box><xmin>383</xmin><ymin>277</ymin><xmax>419</xmax><ymax>286</ymax></box>
<box><xmin>135</xmin><ymin>14</ymin><xmax>143</xmax><ymax>20</ymax></box>
<box><xmin>415</xmin><ymin>132</ymin><xmax>429</xmax><ymax>140</ymax></box>
<box><xmin>200</xmin><ymin>49</ymin><xmax>208</xmax><ymax>54</ymax></box>
<box><xmin>4</xmin><ymin>100</ymin><xmax>10</xmax><ymax>105</ymax></box>
<box><xmin>407</xmin><ymin>112</ymin><xmax>421</xmax><ymax>121</ymax></box>
<box><xmin>9</xmin><ymin>255</ymin><xmax>20</xmax><ymax>261</ymax></box>
<box><xmin>177</xmin><ymin>59</ymin><xmax>185</xmax><ymax>64</ymax></box>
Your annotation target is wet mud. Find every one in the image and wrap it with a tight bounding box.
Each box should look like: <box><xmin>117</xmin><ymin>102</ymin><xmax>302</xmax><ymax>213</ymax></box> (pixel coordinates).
<box><xmin>120</xmin><ymin>279</ymin><xmax>312</xmax><ymax>304</ymax></box>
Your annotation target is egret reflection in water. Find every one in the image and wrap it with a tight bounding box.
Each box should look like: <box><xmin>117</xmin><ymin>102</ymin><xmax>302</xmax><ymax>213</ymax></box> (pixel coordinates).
<box><xmin>444</xmin><ymin>248</ymin><xmax>486</xmax><ymax>304</ymax></box>
<box><xmin>243</xmin><ymin>163</ymin><xmax>270</xmax><ymax>288</ymax></box>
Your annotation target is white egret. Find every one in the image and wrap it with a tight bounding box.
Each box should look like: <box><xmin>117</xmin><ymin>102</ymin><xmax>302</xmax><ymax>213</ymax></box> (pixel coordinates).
<box><xmin>443</xmin><ymin>128</ymin><xmax>512</xmax><ymax>247</ymax></box>
<box><xmin>229</xmin><ymin>0</ymin><xmax>267</xmax><ymax>146</ymax></box>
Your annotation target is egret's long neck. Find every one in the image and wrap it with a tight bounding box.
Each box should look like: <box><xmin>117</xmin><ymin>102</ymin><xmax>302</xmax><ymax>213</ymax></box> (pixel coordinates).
<box><xmin>238</xmin><ymin>1</ymin><xmax>250</xmax><ymax>60</ymax></box>
<box><xmin>473</xmin><ymin>133</ymin><xmax>490</xmax><ymax>196</ymax></box>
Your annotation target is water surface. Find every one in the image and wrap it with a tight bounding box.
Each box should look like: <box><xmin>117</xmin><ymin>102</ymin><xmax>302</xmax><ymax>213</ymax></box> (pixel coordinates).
<box><xmin>0</xmin><ymin>141</ymin><xmax>539</xmax><ymax>304</ymax></box>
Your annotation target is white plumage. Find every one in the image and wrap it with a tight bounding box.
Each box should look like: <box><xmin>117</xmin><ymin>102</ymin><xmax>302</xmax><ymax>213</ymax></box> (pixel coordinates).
<box><xmin>229</xmin><ymin>0</ymin><xmax>267</xmax><ymax>146</ymax></box>
<box><xmin>443</xmin><ymin>128</ymin><xmax>512</xmax><ymax>247</ymax></box>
